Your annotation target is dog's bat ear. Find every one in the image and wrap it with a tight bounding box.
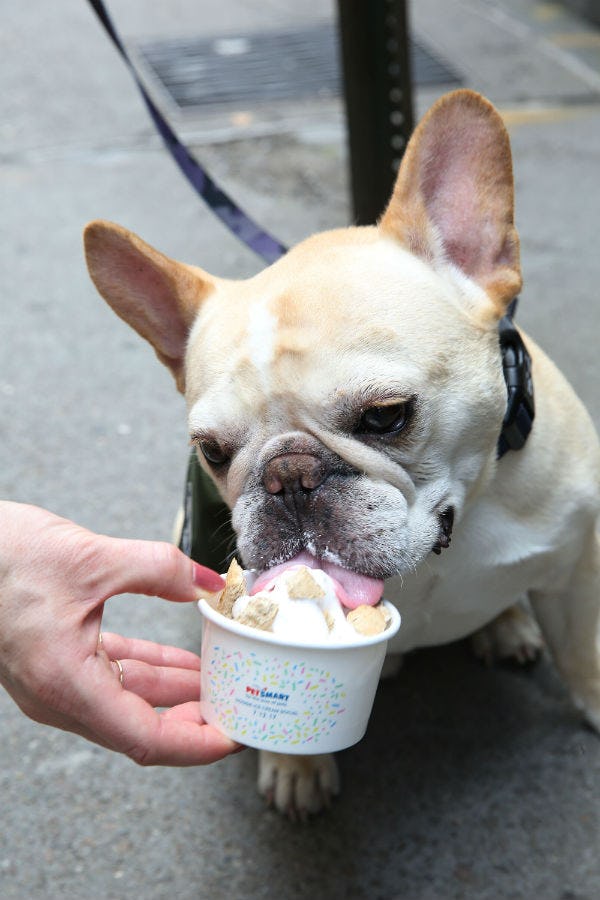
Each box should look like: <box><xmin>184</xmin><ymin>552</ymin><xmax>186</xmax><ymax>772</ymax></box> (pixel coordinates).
<box><xmin>83</xmin><ymin>221</ymin><xmax>214</xmax><ymax>392</ymax></box>
<box><xmin>380</xmin><ymin>89</ymin><xmax>521</xmax><ymax>318</ymax></box>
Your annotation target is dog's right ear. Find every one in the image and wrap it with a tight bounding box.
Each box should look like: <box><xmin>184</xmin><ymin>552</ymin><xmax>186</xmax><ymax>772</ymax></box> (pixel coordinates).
<box><xmin>83</xmin><ymin>220</ymin><xmax>214</xmax><ymax>392</ymax></box>
<box><xmin>380</xmin><ymin>90</ymin><xmax>521</xmax><ymax>320</ymax></box>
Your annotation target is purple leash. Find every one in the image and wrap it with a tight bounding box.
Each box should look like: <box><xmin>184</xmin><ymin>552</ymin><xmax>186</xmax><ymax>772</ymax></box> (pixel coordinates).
<box><xmin>87</xmin><ymin>0</ymin><xmax>288</xmax><ymax>265</ymax></box>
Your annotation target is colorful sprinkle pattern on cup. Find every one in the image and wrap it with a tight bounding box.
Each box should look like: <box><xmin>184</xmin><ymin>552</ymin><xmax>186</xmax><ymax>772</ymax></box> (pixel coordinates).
<box><xmin>206</xmin><ymin>646</ymin><xmax>347</xmax><ymax>745</ymax></box>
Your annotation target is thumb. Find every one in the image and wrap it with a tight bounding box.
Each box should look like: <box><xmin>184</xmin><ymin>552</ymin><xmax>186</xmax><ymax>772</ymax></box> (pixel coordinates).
<box><xmin>97</xmin><ymin>537</ymin><xmax>225</xmax><ymax>603</ymax></box>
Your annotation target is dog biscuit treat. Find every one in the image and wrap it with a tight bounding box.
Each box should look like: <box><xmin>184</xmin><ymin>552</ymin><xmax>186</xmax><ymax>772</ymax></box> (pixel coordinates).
<box><xmin>346</xmin><ymin>604</ymin><xmax>390</xmax><ymax>636</ymax></box>
<box><xmin>285</xmin><ymin>566</ymin><xmax>326</xmax><ymax>600</ymax></box>
<box><xmin>217</xmin><ymin>558</ymin><xmax>247</xmax><ymax>618</ymax></box>
<box><xmin>236</xmin><ymin>595</ymin><xmax>279</xmax><ymax>631</ymax></box>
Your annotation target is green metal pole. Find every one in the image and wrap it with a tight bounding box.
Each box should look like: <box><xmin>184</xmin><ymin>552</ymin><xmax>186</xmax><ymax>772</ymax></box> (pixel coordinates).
<box><xmin>337</xmin><ymin>0</ymin><xmax>414</xmax><ymax>225</ymax></box>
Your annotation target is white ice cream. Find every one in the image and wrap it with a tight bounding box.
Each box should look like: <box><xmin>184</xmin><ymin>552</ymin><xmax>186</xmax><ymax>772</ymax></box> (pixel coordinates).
<box><xmin>231</xmin><ymin>566</ymin><xmax>375</xmax><ymax>642</ymax></box>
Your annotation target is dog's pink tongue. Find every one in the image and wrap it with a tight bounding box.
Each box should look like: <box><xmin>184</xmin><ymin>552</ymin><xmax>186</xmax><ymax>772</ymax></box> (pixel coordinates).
<box><xmin>251</xmin><ymin>552</ymin><xmax>384</xmax><ymax>609</ymax></box>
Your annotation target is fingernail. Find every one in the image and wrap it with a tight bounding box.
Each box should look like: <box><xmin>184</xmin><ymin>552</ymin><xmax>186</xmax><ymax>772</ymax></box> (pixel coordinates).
<box><xmin>233</xmin><ymin>743</ymin><xmax>248</xmax><ymax>753</ymax></box>
<box><xmin>193</xmin><ymin>563</ymin><xmax>226</xmax><ymax>591</ymax></box>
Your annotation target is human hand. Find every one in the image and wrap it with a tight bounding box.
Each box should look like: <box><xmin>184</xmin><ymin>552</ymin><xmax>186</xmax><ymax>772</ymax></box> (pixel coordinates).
<box><xmin>0</xmin><ymin>501</ymin><xmax>241</xmax><ymax>765</ymax></box>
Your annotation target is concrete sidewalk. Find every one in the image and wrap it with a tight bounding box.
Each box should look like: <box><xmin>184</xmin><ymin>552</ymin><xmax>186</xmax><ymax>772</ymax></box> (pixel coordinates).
<box><xmin>1</xmin><ymin>2</ymin><xmax>599</xmax><ymax>898</ymax></box>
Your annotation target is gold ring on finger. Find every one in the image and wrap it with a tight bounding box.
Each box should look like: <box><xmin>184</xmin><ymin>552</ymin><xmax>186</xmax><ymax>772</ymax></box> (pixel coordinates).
<box><xmin>113</xmin><ymin>658</ymin><xmax>124</xmax><ymax>686</ymax></box>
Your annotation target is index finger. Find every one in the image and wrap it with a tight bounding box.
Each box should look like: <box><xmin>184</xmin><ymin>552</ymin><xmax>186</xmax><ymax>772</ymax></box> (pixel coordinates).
<box><xmin>96</xmin><ymin>537</ymin><xmax>224</xmax><ymax>604</ymax></box>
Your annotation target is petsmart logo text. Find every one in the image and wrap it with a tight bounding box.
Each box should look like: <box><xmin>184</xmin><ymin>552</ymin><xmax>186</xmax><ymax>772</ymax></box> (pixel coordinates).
<box><xmin>246</xmin><ymin>685</ymin><xmax>290</xmax><ymax>703</ymax></box>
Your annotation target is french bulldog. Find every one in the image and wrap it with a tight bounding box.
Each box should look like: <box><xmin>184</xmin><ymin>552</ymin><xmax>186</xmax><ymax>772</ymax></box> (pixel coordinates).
<box><xmin>84</xmin><ymin>89</ymin><xmax>600</xmax><ymax>818</ymax></box>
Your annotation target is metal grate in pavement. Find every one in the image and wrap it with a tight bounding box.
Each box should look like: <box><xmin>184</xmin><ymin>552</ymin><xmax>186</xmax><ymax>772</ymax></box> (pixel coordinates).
<box><xmin>136</xmin><ymin>24</ymin><xmax>461</xmax><ymax>110</ymax></box>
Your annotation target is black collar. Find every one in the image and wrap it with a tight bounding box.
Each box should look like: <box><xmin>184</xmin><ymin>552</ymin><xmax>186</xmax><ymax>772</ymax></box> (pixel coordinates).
<box><xmin>497</xmin><ymin>298</ymin><xmax>535</xmax><ymax>458</ymax></box>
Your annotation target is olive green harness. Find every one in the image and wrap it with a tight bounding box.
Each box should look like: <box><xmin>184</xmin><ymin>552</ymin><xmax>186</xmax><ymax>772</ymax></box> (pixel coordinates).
<box><xmin>178</xmin><ymin>451</ymin><xmax>236</xmax><ymax>572</ymax></box>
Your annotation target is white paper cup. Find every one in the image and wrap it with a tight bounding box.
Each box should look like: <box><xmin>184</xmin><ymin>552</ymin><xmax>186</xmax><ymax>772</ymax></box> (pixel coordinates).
<box><xmin>198</xmin><ymin>599</ymin><xmax>401</xmax><ymax>754</ymax></box>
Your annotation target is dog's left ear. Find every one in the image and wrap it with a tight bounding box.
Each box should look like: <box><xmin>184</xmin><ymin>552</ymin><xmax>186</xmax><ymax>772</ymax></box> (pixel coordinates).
<box><xmin>84</xmin><ymin>220</ymin><xmax>215</xmax><ymax>392</ymax></box>
<box><xmin>380</xmin><ymin>89</ymin><xmax>521</xmax><ymax>318</ymax></box>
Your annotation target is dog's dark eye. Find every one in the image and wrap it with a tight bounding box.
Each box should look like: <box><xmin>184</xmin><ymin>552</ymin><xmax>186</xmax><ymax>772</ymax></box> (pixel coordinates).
<box><xmin>357</xmin><ymin>402</ymin><xmax>410</xmax><ymax>436</ymax></box>
<box><xmin>199</xmin><ymin>440</ymin><xmax>230</xmax><ymax>467</ymax></box>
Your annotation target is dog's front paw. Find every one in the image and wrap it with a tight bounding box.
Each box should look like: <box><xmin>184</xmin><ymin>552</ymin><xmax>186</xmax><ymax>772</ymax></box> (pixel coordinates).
<box><xmin>258</xmin><ymin>751</ymin><xmax>340</xmax><ymax>820</ymax></box>
<box><xmin>472</xmin><ymin>602</ymin><xmax>544</xmax><ymax>666</ymax></box>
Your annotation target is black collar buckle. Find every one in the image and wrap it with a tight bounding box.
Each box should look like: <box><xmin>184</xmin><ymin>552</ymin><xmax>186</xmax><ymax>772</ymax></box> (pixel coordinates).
<box><xmin>497</xmin><ymin>299</ymin><xmax>535</xmax><ymax>458</ymax></box>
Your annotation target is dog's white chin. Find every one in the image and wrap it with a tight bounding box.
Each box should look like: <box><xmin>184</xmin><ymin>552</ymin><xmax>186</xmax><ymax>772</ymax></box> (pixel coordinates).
<box><xmin>250</xmin><ymin>551</ymin><xmax>385</xmax><ymax>609</ymax></box>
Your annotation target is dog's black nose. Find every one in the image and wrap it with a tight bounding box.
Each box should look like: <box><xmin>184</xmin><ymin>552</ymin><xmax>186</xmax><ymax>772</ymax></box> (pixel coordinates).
<box><xmin>263</xmin><ymin>453</ymin><xmax>326</xmax><ymax>496</ymax></box>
